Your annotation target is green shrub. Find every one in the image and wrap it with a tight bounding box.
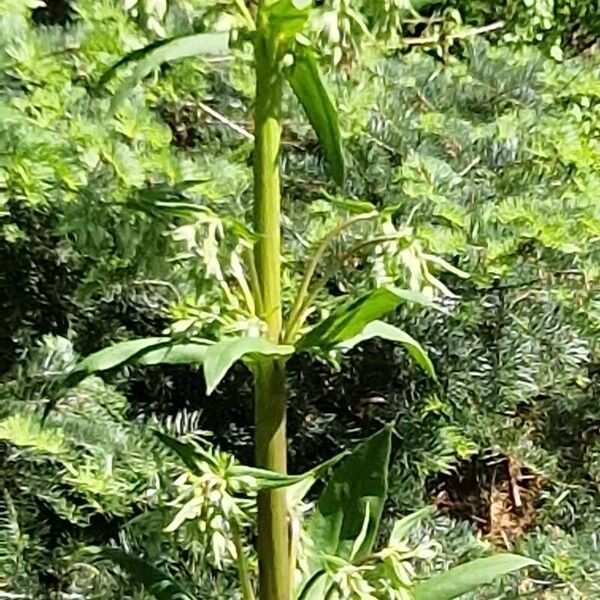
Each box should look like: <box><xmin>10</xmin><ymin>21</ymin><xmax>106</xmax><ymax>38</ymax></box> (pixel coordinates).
<box><xmin>0</xmin><ymin>0</ymin><xmax>598</xmax><ymax>598</ymax></box>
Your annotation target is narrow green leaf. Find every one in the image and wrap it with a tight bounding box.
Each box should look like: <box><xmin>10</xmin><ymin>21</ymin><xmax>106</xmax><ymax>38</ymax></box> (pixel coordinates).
<box><xmin>297</xmin><ymin>288</ymin><xmax>431</xmax><ymax>351</ymax></box>
<box><xmin>62</xmin><ymin>339</ymin><xmax>209</xmax><ymax>395</ymax></box>
<box><xmin>324</xmin><ymin>194</ymin><xmax>377</xmax><ymax>214</ymax></box>
<box><xmin>98</xmin><ymin>38</ymin><xmax>175</xmax><ymax>87</ymax></box>
<box><xmin>102</xmin><ymin>549</ymin><xmax>194</xmax><ymax>600</ymax></box>
<box><xmin>230</xmin><ymin>464</ymin><xmax>309</xmax><ymax>489</ymax></box>
<box><xmin>305</xmin><ymin>425</ymin><xmax>392</xmax><ymax>564</ymax></box>
<box><xmin>231</xmin><ymin>449</ymin><xmax>348</xmax><ymax>490</ymax></box>
<box><xmin>286</xmin><ymin>49</ymin><xmax>345</xmax><ymax>186</ymax></box>
<box><xmin>137</xmin><ymin>343</ymin><xmax>208</xmax><ymax>366</ymax></box>
<box><xmin>78</xmin><ymin>337</ymin><xmax>170</xmax><ymax>373</ymax></box>
<box><xmin>337</xmin><ymin>320</ymin><xmax>436</xmax><ymax>378</ymax></box>
<box><xmin>389</xmin><ymin>507</ymin><xmax>433</xmax><ymax>545</ymax></box>
<box><xmin>349</xmin><ymin>501</ymin><xmax>371</xmax><ymax>561</ymax></box>
<box><xmin>157</xmin><ymin>431</ymin><xmax>346</xmax><ymax>490</ymax></box>
<box><xmin>74</xmin><ymin>338</ymin><xmax>210</xmax><ymax>375</ymax></box>
<box><xmin>412</xmin><ymin>554</ymin><xmax>538</xmax><ymax>600</ymax></box>
<box><xmin>154</xmin><ymin>432</ymin><xmax>203</xmax><ymax>475</ymax></box>
<box><xmin>100</xmin><ymin>32</ymin><xmax>229</xmax><ymax>113</ymax></box>
<box><xmin>127</xmin><ymin>179</ymin><xmax>211</xmax><ymax>218</ymax></box>
<box><xmin>203</xmin><ymin>337</ymin><xmax>294</xmax><ymax>394</ymax></box>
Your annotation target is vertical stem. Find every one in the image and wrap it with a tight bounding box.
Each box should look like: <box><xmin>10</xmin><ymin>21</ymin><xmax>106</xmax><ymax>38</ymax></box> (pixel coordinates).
<box><xmin>253</xmin><ymin>6</ymin><xmax>290</xmax><ymax>600</ymax></box>
<box><xmin>255</xmin><ymin>361</ymin><xmax>288</xmax><ymax>600</ymax></box>
<box><xmin>232</xmin><ymin>520</ymin><xmax>256</xmax><ymax>600</ymax></box>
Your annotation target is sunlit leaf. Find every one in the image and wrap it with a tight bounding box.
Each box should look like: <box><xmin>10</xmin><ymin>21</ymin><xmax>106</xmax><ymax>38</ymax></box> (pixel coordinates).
<box><xmin>203</xmin><ymin>337</ymin><xmax>294</xmax><ymax>394</ymax></box>
<box><xmin>78</xmin><ymin>337</ymin><xmax>170</xmax><ymax>373</ymax></box>
<box><xmin>297</xmin><ymin>288</ymin><xmax>431</xmax><ymax>351</ymax></box>
<box><xmin>412</xmin><ymin>554</ymin><xmax>538</xmax><ymax>600</ymax></box>
<box><xmin>389</xmin><ymin>506</ymin><xmax>433</xmax><ymax>545</ymax></box>
<box><xmin>324</xmin><ymin>193</ymin><xmax>377</xmax><ymax>214</ymax></box>
<box><xmin>102</xmin><ymin>549</ymin><xmax>194</xmax><ymax>600</ymax></box>
<box><xmin>127</xmin><ymin>180</ymin><xmax>211</xmax><ymax>218</ymax></box>
<box><xmin>157</xmin><ymin>431</ymin><xmax>347</xmax><ymax>488</ymax></box>
<box><xmin>349</xmin><ymin>501</ymin><xmax>371</xmax><ymax>561</ymax></box>
<box><xmin>137</xmin><ymin>343</ymin><xmax>208</xmax><ymax>366</ymax></box>
<box><xmin>337</xmin><ymin>320</ymin><xmax>436</xmax><ymax>378</ymax></box>
<box><xmin>231</xmin><ymin>449</ymin><xmax>347</xmax><ymax>490</ymax></box>
<box><xmin>99</xmin><ymin>32</ymin><xmax>229</xmax><ymax>113</ymax></box>
<box><xmin>286</xmin><ymin>48</ymin><xmax>345</xmax><ymax>186</ymax></box>
<box><xmin>266</xmin><ymin>0</ymin><xmax>311</xmax><ymax>38</ymax></box>
<box><xmin>63</xmin><ymin>339</ymin><xmax>209</xmax><ymax>394</ymax></box>
<box><xmin>73</xmin><ymin>338</ymin><xmax>211</xmax><ymax>375</ymax></box>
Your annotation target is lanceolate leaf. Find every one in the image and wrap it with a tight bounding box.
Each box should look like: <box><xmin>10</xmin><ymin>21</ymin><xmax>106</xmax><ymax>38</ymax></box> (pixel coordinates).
<box><xmin>99</xmin><ymin>39</ymin><xmax>170</xmax><ymax>86</ymax></box>
<box><xmin>411</xmin><ymin>554</ymin><xmax>538</xmax><ymax>600</ymax></box>
<box><xmin>102</xmin><ymin>549</ymin><xmax>194</xmax><ymax>600</ymax></box>
<box><xmin>69</xmin><ymin>335</ymin><xmax>293</xmax><ymax>395</ymax></box>
<box><xmin>337</xmin><ymin>320</ymin><xmax>436</xmax><ymax>378</ymax></box>
<box><xmin>63</xmin><ymin>339</ymin><xmax>208</xmax><ymax>390</ymax></box>
<box><xmin>157</xmin><ymin>431</ymin><xmax>347</xmax><ymax>488</ymax></box>
<box><xmin>203</xmin><ymin>337</ymin><xmax>294</xmax><ymax>394</ymax></box>
<box><xmin>231</xmin><ymin>449</ymin><xmax>348</xmax><ymax>490</ymax></box>
<box><xmin>297</xmin><ymin>288</ymin><xmax>431</xmax><ymax>351</ymax></box>
<box><xmin>74</xmin><ymin>338</ymin><xmax>210</xmax><ymax>374</ymax></box>
<box><xmin>305</xmin><ymin>426</ymin><xmax>392</xmax><ymax>566</ymax></box>
<box><xmin>136</xmin><ymin>343</ymin><xmax>208</xmax><ymax>366</ymax></box>
<box><xmin>127</xmin><ymin>180</ymin><xmax>211</xmax><ymax>218</ymax></box>
<box><xmin>299</xmin><ymin>428</ymin><xmax>392</xmax><ymax>598</ymax></box>
<box><xmin>100</xmin><ymin>32</ymin><xmax>229</xmax><ymax>113</ymax></box>
<box><xmin>286</xmin><ymin>48</ymin><xmax>345</xmax><ymax>186</ymax></box>
<box><xmin>77</xmin><ymin>337</ymin><xmax>170</xmax><ymax>373</ymax></box>
<box><xmin>389</xmin><ymin>506</ymin><xmax>433</xmax><ymax>545</ymax></box>
<box><xmin>154</xmin><ymin>431</ymin><xmax>204</xmax><ymax>475</ymax></box>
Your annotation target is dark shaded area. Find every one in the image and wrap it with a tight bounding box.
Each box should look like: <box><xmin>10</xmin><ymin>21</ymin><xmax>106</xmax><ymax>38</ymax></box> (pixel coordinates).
<box><xmin>74</xmin><ymin>286</ymin><xmax>170</xmax><ymax>357</ymax></box>
<box><xmin>0</xmin><ymin>202</ymin><xmax>80</xmax><ymax>372</ymax></box>
<box><xmin>0</xmin><ymin>444</ymin><xmax>123</xmax><ymax>595</ymax></box>
<box><xmin>428</xmin><ymin>454</ymin><xmax>541</xmax><ymax>546</ymax></box>
<box><xmin>32</xmin><ymin>0</ymin><xmax>74</xmax><ymax>26</ymax></box>
<box><xmin>124</xmin><ymin>336</ymin><xmax>434</xmax><ymax>473</ymax></box>
<box><xmin>0</xmin><ymin>200</ymin><xmax>169</xmax><ymax>373</ymax></box>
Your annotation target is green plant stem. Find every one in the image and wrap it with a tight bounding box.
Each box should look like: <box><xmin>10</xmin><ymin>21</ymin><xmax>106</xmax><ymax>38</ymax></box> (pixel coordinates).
<box><xmin>283</xmin><ymin>212</ymin><xmax>377</xmax><ymax>342</ymax></box>
<box><xmin>234</xmin><ymin>0</ymin><xmax>256</xmax><ymax>30</ymax></box>
<box><xmin>252</xmin><ymin>8</ymin><xmax>290</xmax><ymax>600</ymax></box>
<box><xmin>339</xmin><ymin>233</ymin><xmax>409</xmax><ymax>263</ymax></box>
<box><xmin>285</xmin><ymin>232</ymin><xmax>405</xmax><ymax>343</ymax></box>
<box><xmin>254</xmin><ymin>360</ymin><xmax>289</xmax><ymax>600</ymax></box>
<box><xmin>231</xmin><ymin>520</ymin><xmax>256</xmax><ymax>600</ymax></box>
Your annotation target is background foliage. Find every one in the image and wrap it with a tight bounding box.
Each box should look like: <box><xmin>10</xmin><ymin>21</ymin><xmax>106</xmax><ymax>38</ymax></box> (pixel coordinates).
<box><xmin>0</xmin><ymin>0</ymin><xmax>598</xmax><ymax>598</ymax></box>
